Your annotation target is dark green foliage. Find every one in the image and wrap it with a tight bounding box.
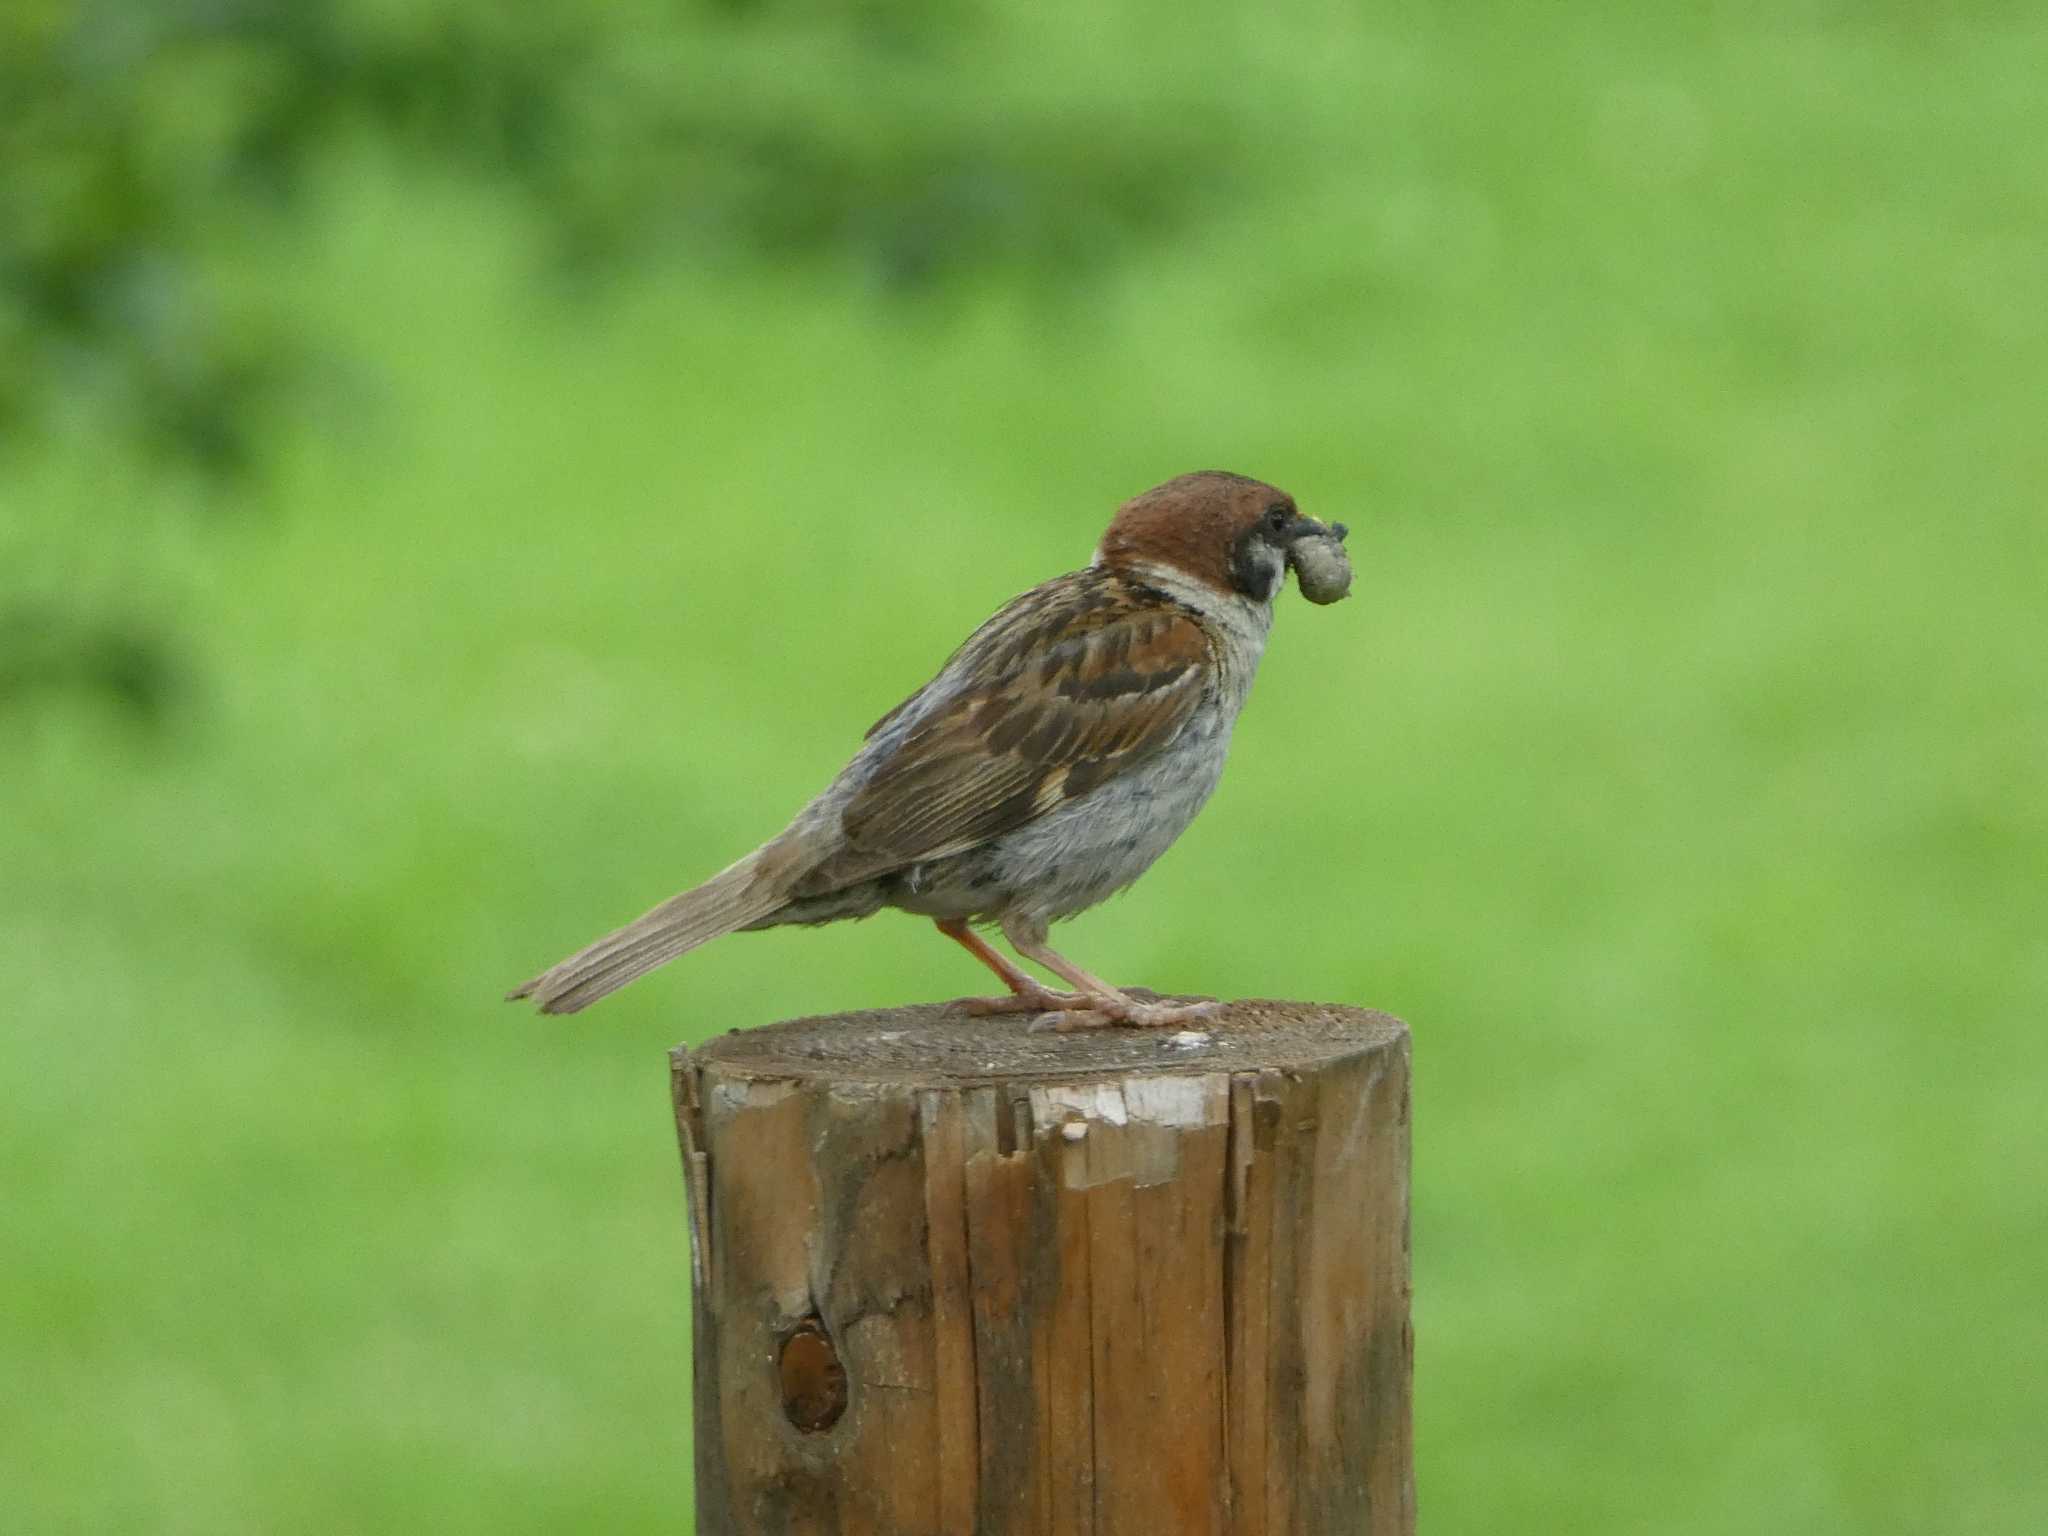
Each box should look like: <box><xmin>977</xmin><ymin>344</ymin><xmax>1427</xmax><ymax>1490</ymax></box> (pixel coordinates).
<box><xmin>3</xmin><ymin>0</ymin><xmax>1245</xmax><ymax>722</ymax></box>
<box><xmin>1</xmin><ymin>0</ymin><xmax>1240</xmax><ymax>481</ymax></box>
<box><xmin>0</xmin><ymin>603</ymin><xmax>184</xmax><ymax>726</ymax></box>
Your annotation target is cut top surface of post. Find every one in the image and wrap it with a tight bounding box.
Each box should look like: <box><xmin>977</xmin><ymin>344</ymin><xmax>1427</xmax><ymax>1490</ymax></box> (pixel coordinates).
<box><xmin>684</xmin><ymin>997</ymin><xmax>1406</xmax><ymax>1086</ymax></box>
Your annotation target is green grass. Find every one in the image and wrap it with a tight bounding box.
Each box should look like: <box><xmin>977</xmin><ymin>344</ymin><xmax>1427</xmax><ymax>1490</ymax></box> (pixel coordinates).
<box><xmin>5</xmin><ymin>6</ymin><xmax>2046</xmax><ymax>1531</ymax></box>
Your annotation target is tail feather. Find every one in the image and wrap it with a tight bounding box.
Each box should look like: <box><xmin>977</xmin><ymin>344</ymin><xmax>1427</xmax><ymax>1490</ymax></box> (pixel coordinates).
<box><xmin>509</xmin><ymin>846</ymin><xmax>791</xmax><ymax>1014</ymax></box>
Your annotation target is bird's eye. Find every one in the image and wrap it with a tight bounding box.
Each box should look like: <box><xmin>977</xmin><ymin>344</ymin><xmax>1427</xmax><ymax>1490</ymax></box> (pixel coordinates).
<box><xmin>1266</xmin><ymin>506</ymin><xmax>1290</xmax><ymax>531</ymax></box>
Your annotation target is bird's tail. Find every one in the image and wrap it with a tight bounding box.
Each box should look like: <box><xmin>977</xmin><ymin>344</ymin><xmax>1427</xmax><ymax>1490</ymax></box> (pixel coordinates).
<box><xmin>508</xmin><ymin>843</ymin><xmax>795</xmax><ymax>1014</ymax></box>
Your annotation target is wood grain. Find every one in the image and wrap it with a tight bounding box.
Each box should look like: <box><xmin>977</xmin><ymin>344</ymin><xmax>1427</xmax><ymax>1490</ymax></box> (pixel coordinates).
<box><xmin>673</xmin><ymin>999</ymin><xmax>1413</xmax><ymax>1535</ymax></box>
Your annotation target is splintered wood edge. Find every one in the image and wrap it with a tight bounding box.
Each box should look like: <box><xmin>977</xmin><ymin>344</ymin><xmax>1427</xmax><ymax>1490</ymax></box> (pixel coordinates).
<box><xmin>675</xmin><ymin>998</ymin><xmax>1407</xmax><ymax>1087</ymax></box>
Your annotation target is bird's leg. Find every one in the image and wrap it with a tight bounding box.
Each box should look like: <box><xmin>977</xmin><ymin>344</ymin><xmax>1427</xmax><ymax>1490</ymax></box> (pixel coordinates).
<box><xmin>935</xmin><ymin>918</ymin><xmax>1085</xmax><ymax>1015</ymax></box>
<box><xmin>998</xmin><ymin>915</ymin><xmax>1222</xmax><ymax>1032</ymax></box>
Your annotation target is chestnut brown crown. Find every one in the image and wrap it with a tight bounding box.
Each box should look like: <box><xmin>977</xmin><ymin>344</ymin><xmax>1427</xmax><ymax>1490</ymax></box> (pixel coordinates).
<box><xmin>1095</xmin><ymin>471</ymin><xmax>1299</xmax><ymax>597</ymax></box>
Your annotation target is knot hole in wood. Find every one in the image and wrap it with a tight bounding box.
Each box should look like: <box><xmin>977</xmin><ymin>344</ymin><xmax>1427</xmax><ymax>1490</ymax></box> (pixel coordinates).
<box><xmin>777</xmin><ymin>1316</ymin><xmax>849</xmax><ymax>1433</ymax></box>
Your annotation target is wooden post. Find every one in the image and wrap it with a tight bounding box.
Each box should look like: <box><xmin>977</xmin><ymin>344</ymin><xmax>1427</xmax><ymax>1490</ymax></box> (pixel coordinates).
<box><xmin>669</xmin><ymin>999</ymin><xmax>1413</xmax><ymax>1536</ymax></box>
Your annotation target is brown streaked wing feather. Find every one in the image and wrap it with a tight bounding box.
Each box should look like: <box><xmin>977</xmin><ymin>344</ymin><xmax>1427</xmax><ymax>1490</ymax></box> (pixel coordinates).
<box><xmin>803</xmin><ymin>572</ymin><xmax>1214</xmax><ymax>892</ymax></box>
<box><xmin>861</xmin><ymin>567</ymin><xmax>1128</xmax><ymax>740</ymax></box>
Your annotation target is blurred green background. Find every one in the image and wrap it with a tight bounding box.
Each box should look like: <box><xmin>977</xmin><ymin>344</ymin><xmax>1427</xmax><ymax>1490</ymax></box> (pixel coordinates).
<box><xmin>4</xmin><ymin>1</ymin><xmax>2044</xmax><ymax>1531</ymax></box>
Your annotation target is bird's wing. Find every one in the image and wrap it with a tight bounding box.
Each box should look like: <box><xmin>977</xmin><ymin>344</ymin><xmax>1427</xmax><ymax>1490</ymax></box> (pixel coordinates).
<box><xmin>797</xmin><ymin>570</ymin><xmax>1215</xmax><ymax>893</ymax></box>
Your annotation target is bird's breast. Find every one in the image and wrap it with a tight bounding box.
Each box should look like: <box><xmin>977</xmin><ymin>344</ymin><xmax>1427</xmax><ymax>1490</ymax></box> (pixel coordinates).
<box><xmin>967</xmin><ymin>696</ymin><xmax>1240</xmax><ymax>922</ymax></box>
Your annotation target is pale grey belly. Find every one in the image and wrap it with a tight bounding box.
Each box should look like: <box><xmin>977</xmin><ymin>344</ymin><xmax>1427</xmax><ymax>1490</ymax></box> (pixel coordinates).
<box><xmin>891</xmin><ymin>711</ymin><xmax>1236</xmax><ymax>925</ymax></box>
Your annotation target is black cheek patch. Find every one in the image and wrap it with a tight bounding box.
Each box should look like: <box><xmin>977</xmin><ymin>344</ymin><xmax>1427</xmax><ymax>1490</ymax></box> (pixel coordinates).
<box><xmin>1229</xmin><ymin>529</ymin><xmax>1262</xmax><ymax>595</ymax></box>
<box><xmin>1230</xmin><ymin>529</ymin><xmax>1282</xmax><ymax>600</ymax></box>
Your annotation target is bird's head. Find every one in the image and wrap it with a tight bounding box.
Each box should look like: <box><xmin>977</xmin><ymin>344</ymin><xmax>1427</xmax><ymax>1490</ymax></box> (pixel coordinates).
<box><xmin>1095</xmin><ymin>470</ymin><xmax>1351</xmax><ymax>605</ymax></box>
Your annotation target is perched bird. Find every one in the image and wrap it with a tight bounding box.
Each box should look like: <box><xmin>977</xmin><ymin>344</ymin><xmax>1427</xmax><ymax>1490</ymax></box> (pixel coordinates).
<box><xmin>510</xmin><ymin>471</ymin><xmax>1352</xmax><ymax>1028</ymax></box>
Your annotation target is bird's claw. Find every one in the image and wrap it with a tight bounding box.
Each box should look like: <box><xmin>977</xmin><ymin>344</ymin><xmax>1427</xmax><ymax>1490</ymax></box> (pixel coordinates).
<box><xmin>955</xmin><ymin>988</ymin><xmax>1088</xmax><ymax>1017</ymax></box>
<box><xmin>1027</xmin><ymin>996</ymin><xmax>1223</xmax><ymax>1033</ymax></box>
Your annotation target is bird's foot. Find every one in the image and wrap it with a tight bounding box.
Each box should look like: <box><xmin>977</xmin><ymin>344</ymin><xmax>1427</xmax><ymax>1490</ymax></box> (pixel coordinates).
<box><xmin>1028</xmin><ymin>994</ymin><xmax>1223</xmax><ymax>1034</ymax></box>
<box><xmin>954</xmin><ymin>984</ymin><xmax>1089</xmax><ymax>1017</ymax></box>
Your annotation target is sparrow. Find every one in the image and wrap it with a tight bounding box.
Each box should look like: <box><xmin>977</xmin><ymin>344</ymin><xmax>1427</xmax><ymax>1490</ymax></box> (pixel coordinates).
<box><xmin>510</xmin><ymin>470</ymin><xmax>1352</xmax><ymax>1029</ymax></box>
